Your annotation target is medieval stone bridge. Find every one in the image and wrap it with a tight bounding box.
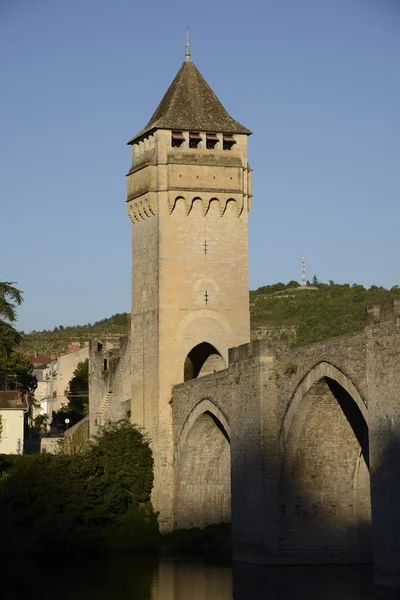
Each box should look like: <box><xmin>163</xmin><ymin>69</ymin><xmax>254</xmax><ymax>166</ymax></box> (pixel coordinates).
<box><xmin>170</xmin><ymin>302</ymin><xmax>400</xmax><ymax>587</ymax></box>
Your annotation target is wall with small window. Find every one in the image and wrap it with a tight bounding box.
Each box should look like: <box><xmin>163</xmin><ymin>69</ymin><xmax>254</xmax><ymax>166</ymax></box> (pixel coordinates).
<box><xmin>169</xmin><ymin>131</ymin><xmax>239</xmax><ymax>151</ymax></box>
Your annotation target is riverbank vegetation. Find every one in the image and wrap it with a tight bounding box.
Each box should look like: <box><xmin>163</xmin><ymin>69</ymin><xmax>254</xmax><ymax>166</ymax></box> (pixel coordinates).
<box><xmin>0</xmin><ymin>422</ymin><xmax>158</xmax><ymax>557</ymax></box>
<box><xmin>0</xmin><ymin>420</ymin><xmax>231</xmax><ymax>559</ymax></box>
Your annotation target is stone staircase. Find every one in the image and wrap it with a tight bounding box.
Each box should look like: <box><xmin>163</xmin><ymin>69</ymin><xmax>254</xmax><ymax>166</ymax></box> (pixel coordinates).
<box><xmin>95</xmin><ymin>336</ymin><xmax>131</xmax><ymax>427</ymax></box>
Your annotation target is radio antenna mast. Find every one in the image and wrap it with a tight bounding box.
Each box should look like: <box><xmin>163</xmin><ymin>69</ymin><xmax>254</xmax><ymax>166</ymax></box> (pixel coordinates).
<box><xmin>301</xmin><ymin>257</ymin><xmax>306</xmax><ymax>287</ymax></box>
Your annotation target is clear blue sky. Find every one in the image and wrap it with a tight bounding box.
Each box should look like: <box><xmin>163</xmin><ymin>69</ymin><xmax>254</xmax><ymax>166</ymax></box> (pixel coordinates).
<box><xmin>1</xmin><ymin>0</ymin><xmax>399</xmax><ymax>332</ymax></box>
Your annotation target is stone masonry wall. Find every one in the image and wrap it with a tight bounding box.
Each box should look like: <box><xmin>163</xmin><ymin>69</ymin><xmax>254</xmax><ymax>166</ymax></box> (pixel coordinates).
<box><xmin>127</xmin><ymin>127</ymin><xmax>252</xmax><ymax>529</ymax></box>
<box><xmin>171</xmin><ymin>332</ymin><xmax>373</xmax><ymax>565</ymax></box>
<box><xmin>89</xmin><ymin>335</ymin><xmax>131</xmax><ymax>433</ymax></box>
<box><xmin>366</xmin><ymin>301</ymin><xmax>400</xmax><ymax>589</ymax></box>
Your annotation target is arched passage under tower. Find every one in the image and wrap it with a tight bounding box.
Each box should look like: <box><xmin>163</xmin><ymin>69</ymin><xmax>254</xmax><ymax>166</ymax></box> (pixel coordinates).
<box><xmin>183</xmin><ymin>342</ymin><xmax>226</xmax><ymax>381</ymax></box>
<box><xmin>174</xmin><ymin>401</ymin><xmax>231</xmax><ymax>529</ymax></box>
<box><xmin>279</xmin><ymin>365</ymin><xmax>371</xmax><ymax>562</ymax></box>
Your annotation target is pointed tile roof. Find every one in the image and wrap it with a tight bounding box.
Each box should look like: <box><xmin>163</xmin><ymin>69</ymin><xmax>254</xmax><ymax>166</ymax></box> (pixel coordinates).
<box><xmin>128</xmin><ymin>61</ymin><xmax>251</xmax><ymax>144</ymax></box>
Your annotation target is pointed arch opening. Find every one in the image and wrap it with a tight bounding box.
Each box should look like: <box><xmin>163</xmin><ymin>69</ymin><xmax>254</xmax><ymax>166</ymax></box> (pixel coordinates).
<box><xmin>280</xmin><ymin>367</ymin><xmax>371</xmax><ymax>562</ymax></box>
<box><xmin>174</xmin><ymin>403</ymin><xmax>231</xmax><ymax>529</ymax></box>
<box><xmin>184</xmin><ymin>342</ymin><xmax>226</xmax><ymax>382</ymax></box>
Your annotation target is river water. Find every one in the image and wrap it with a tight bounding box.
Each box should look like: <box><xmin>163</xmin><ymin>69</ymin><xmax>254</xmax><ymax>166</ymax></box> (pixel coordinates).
<box><xmin>2</xmin><ymin>555</ymin><xmax>390</xmax><ymax>600</ymax></box>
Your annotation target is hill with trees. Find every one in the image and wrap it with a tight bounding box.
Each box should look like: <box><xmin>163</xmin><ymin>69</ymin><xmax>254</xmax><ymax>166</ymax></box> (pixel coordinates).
<box><xmin>250</xmin><ymin>279</ymin><xmax>400</xmax><ymax>347</ymax></box>
<box><xmin>20</xmin><ymin>280</ymin><xmax>400</xmax><ymax>355</ymax></box>
<box><xmin>20</xmin><ymin>313</ymin><xmax>129</xmax><ymax>356</ymax></box>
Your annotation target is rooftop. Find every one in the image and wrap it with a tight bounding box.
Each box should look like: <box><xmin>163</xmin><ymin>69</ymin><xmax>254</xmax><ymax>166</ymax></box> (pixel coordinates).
<box><xmin>129</xmin><ymin>60</ymin><xmax>251</xmax><ymax>144</ymax></box>
<box><xmin>0</xmin><ymin>390</ymin><xmax>25</xmax><ymax>410</ymax></box>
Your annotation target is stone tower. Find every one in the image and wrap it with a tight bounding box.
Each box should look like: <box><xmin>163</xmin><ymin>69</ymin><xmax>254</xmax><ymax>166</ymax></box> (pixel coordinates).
<box><xmin>126</xmin><ymin>49</ymin><xmax>252</xmax><ymax>528</ymax></box>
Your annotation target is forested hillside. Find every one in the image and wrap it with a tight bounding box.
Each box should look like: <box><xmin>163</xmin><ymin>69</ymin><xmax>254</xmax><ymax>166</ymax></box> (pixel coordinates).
<box><xmin>21</xmin><ymin>313</ymin><xmax>129</xmax><ymax>356</ymax></box>
<box><xmin>250</xmin><ymin>280</ymin><xmax>400</xmax><ymax>347</ymax></box>
<box><xmin>21</xmin><ymin>281</ymin><xmax>400</xmax><ymax>355</ymax></box>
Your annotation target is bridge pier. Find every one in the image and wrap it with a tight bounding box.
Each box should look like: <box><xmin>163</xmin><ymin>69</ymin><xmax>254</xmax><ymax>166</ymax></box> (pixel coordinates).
<box><xmin>367</xmin><ymin>302</ymin><xmax>400</xmax><ymax>590</ymax></box>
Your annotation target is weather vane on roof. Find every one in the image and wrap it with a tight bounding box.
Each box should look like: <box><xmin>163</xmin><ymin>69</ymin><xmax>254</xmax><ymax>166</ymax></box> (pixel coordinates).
<box><xmin>185</xmin><ymin>26</ymin><xmax>191</xmax><ymax>62</ymax></box>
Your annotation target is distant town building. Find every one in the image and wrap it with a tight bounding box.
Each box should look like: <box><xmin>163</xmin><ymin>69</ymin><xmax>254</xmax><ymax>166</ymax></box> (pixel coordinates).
<box><xmin>0</xmin><ymin>390</ymin><xmax>25</xmax><ymax>454</ymax></box>
<box><xmin>30</xmin><ymin>344</ymin><xmax>89</xmax><ymax>419</ymax></box>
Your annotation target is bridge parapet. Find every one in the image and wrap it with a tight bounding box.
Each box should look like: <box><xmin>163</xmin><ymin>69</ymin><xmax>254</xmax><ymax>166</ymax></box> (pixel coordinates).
<box><xmin>366</xmin><ymin>299</ymin><xmax>400</xmax><ymax>325</ymax></box>
<box><xmin>229</xmin><ymin>339</ymin><xmax>275</xmax><ymax>364</ymax></box>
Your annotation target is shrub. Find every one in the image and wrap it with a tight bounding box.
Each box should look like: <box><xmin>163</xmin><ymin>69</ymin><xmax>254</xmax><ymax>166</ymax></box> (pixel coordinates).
<box><xmin>0</xmin><ymin>422</ymin><xmax>158</xmax><ymax>557</ymax></box>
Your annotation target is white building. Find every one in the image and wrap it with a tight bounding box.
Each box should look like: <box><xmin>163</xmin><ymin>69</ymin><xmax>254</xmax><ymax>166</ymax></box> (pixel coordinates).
<box><xmin>32</xmin><ymin>344</ymin><xmax>89</xmax><ymax>420</ymax></box>
<box><xmin>0</xmin><ymin>391</ymin><xmax>25</xmax><ymax>454</ymax></box>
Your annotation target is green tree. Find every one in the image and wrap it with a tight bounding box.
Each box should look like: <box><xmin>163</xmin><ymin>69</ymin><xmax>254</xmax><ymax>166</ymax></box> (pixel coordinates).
<box><xmin>0</xmin><ymin>283</ymin><xmax>37</xmax><ymax>418</ymax></box>
<box><xmin>0</xmin><ymin>422</ymin><xmax>158</xmax><ymax>556</ymax></box>
<box><xmin>54</xmin><ymin>359</ymin><xmax>89</xmax><ymax>427</ymax></box>
<box><xmin>0</xmin><ymin>282</ymin><xmax>23</xmax><ymax>358</ymax></box>
<box><xmin>66</xmin><ymin>358</ymin><xmax>89</xmax><ymax>416</ymax></box>
<box><xmin>0</xmin><ymin>350</ymin><xmax>37</xmax><ymax>396</ymax></box>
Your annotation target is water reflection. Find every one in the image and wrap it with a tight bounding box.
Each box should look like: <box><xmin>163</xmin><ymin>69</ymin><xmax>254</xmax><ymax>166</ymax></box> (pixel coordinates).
<box><xmin>152</xmin><ymin>561</ymin><xmax>232</xmax><ymax>599</ymax></box>
<box><xmin>0</xmin><ymin>555</ymin><xmax>384</xmax><ymax>600</ymax></box>
<box><xmin>233</xmin><ymin>563</ymin><xmax>374</xmax><ymax>600</ymax></box>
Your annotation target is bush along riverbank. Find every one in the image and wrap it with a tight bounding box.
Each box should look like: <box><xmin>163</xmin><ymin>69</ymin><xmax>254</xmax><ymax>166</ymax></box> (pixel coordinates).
<box><xmin>0</xmin><ymin>422</ymin><xmax>159</xmax><ymax>557</ymax></box>
<box><xmin>0</xmin><ymin>422</ymin><xmax>232</xmax><ymax>560</ymax></box>
<box><xmin>161</xmin><ymin>523</ymin><xmax>232</xmax><ymax>561</ymax></box>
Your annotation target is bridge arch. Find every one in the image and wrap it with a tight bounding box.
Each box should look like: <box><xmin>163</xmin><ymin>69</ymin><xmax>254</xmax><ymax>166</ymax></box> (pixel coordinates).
<box><xmin>279</xmin><ymin>361</ymin><xmax>371</xmax><ymax>561</ymax></box>
<box><xmin>280</xmin><ymin>361</ymin><xmax>368</xmax><ymax>452</ymax></box>
<box><xmin>176</xmin><ymin>399</ymin><xmax>230</xmax><ymax>462</ymax></box>
<box><xmin>174</xmin><ymin>399</ymin><xmax>231</xmax><ymax>529</ymax></box>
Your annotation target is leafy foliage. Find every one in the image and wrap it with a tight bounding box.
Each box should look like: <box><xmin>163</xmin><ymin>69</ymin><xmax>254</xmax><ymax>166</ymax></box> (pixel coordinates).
<box><xmin>53</xmin><ymin>359</ymin><xmax>89</xmax><ymax>428</ymax></box>
<box><xmin>162</xmin><ymin>523</ymin><xmax>231</xmax><ymax>559</ymax></box>
<box><xmin>0</xmin><ymin>422</ymin><xmax>158</xmax><ymax>556</ymax></box>
<box><xmin>0</xmin><ymin>350</ymin><xmax>37</xmax><ymax>396</ymax></box>
<box><xmin>0</xmin><ymin>282</ymin><xmax>37</xmax><ymax>422</ymax></box>
<box><xmin>0</xmin><ymin>282</ymin><xmax>23</xmax><ymax>359</ymax></box>
<box><xmin>250</xmin><ymin>280</ymin><xmax>400</xmax><ymax>347</ymax></box>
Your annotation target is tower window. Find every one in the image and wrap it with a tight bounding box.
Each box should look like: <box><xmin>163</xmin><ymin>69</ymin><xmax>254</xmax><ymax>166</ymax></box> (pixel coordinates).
<box><xmin>223</xmin><ymin>134</ymin><xmax>236</xmax><ymax>150</ymax></box>
<box><xmin>206</xmin><ymin>133</ymin><xmax>218</xmax><ymax>149</ymax></box>
<box><xmin>189</xmin><ymin>132</ymin><xmax>202</xmax><ymax>148</ymax></box>
<box><xmin>171</xmin><ymin>131</ymin><xmax>185</xmax><ymax>147</ymax></box>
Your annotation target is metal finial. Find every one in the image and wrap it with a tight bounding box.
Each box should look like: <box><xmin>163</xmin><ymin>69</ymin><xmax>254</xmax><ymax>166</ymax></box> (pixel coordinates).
<box><xmin>185</xmin><ymin>26</ymin><xmax>191</xmax><ymax>62</ymax></box>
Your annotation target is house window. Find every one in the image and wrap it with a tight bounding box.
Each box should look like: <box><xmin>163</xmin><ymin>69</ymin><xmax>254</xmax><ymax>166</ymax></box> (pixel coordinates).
<box><xmin>189</xmin><ymin>132</ymin><xmax>202</xmax><ymax>148</ymax></box>
<box><xmin>223</xmin><ymin>134</ymin><xmax>236</xmax><ymax>150</ymax></box>
<box><xmin>104</xmin><ymin>359</ymin><xmax>108</xmax><ymax>371</ymax></box>
<box><xmin>171</xmin><ymin>131</ymin><xmax>185</xmax><ymax>147</ymax></box>
<box><xmin>206</xmin><ymin>133</ymin><xmax>218</xmax><ymax>149</ymax></box>
<box><xmin>97</xmin><ymin>342</ymin><xmax>103</xmax><ymax>352</ymax></box>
